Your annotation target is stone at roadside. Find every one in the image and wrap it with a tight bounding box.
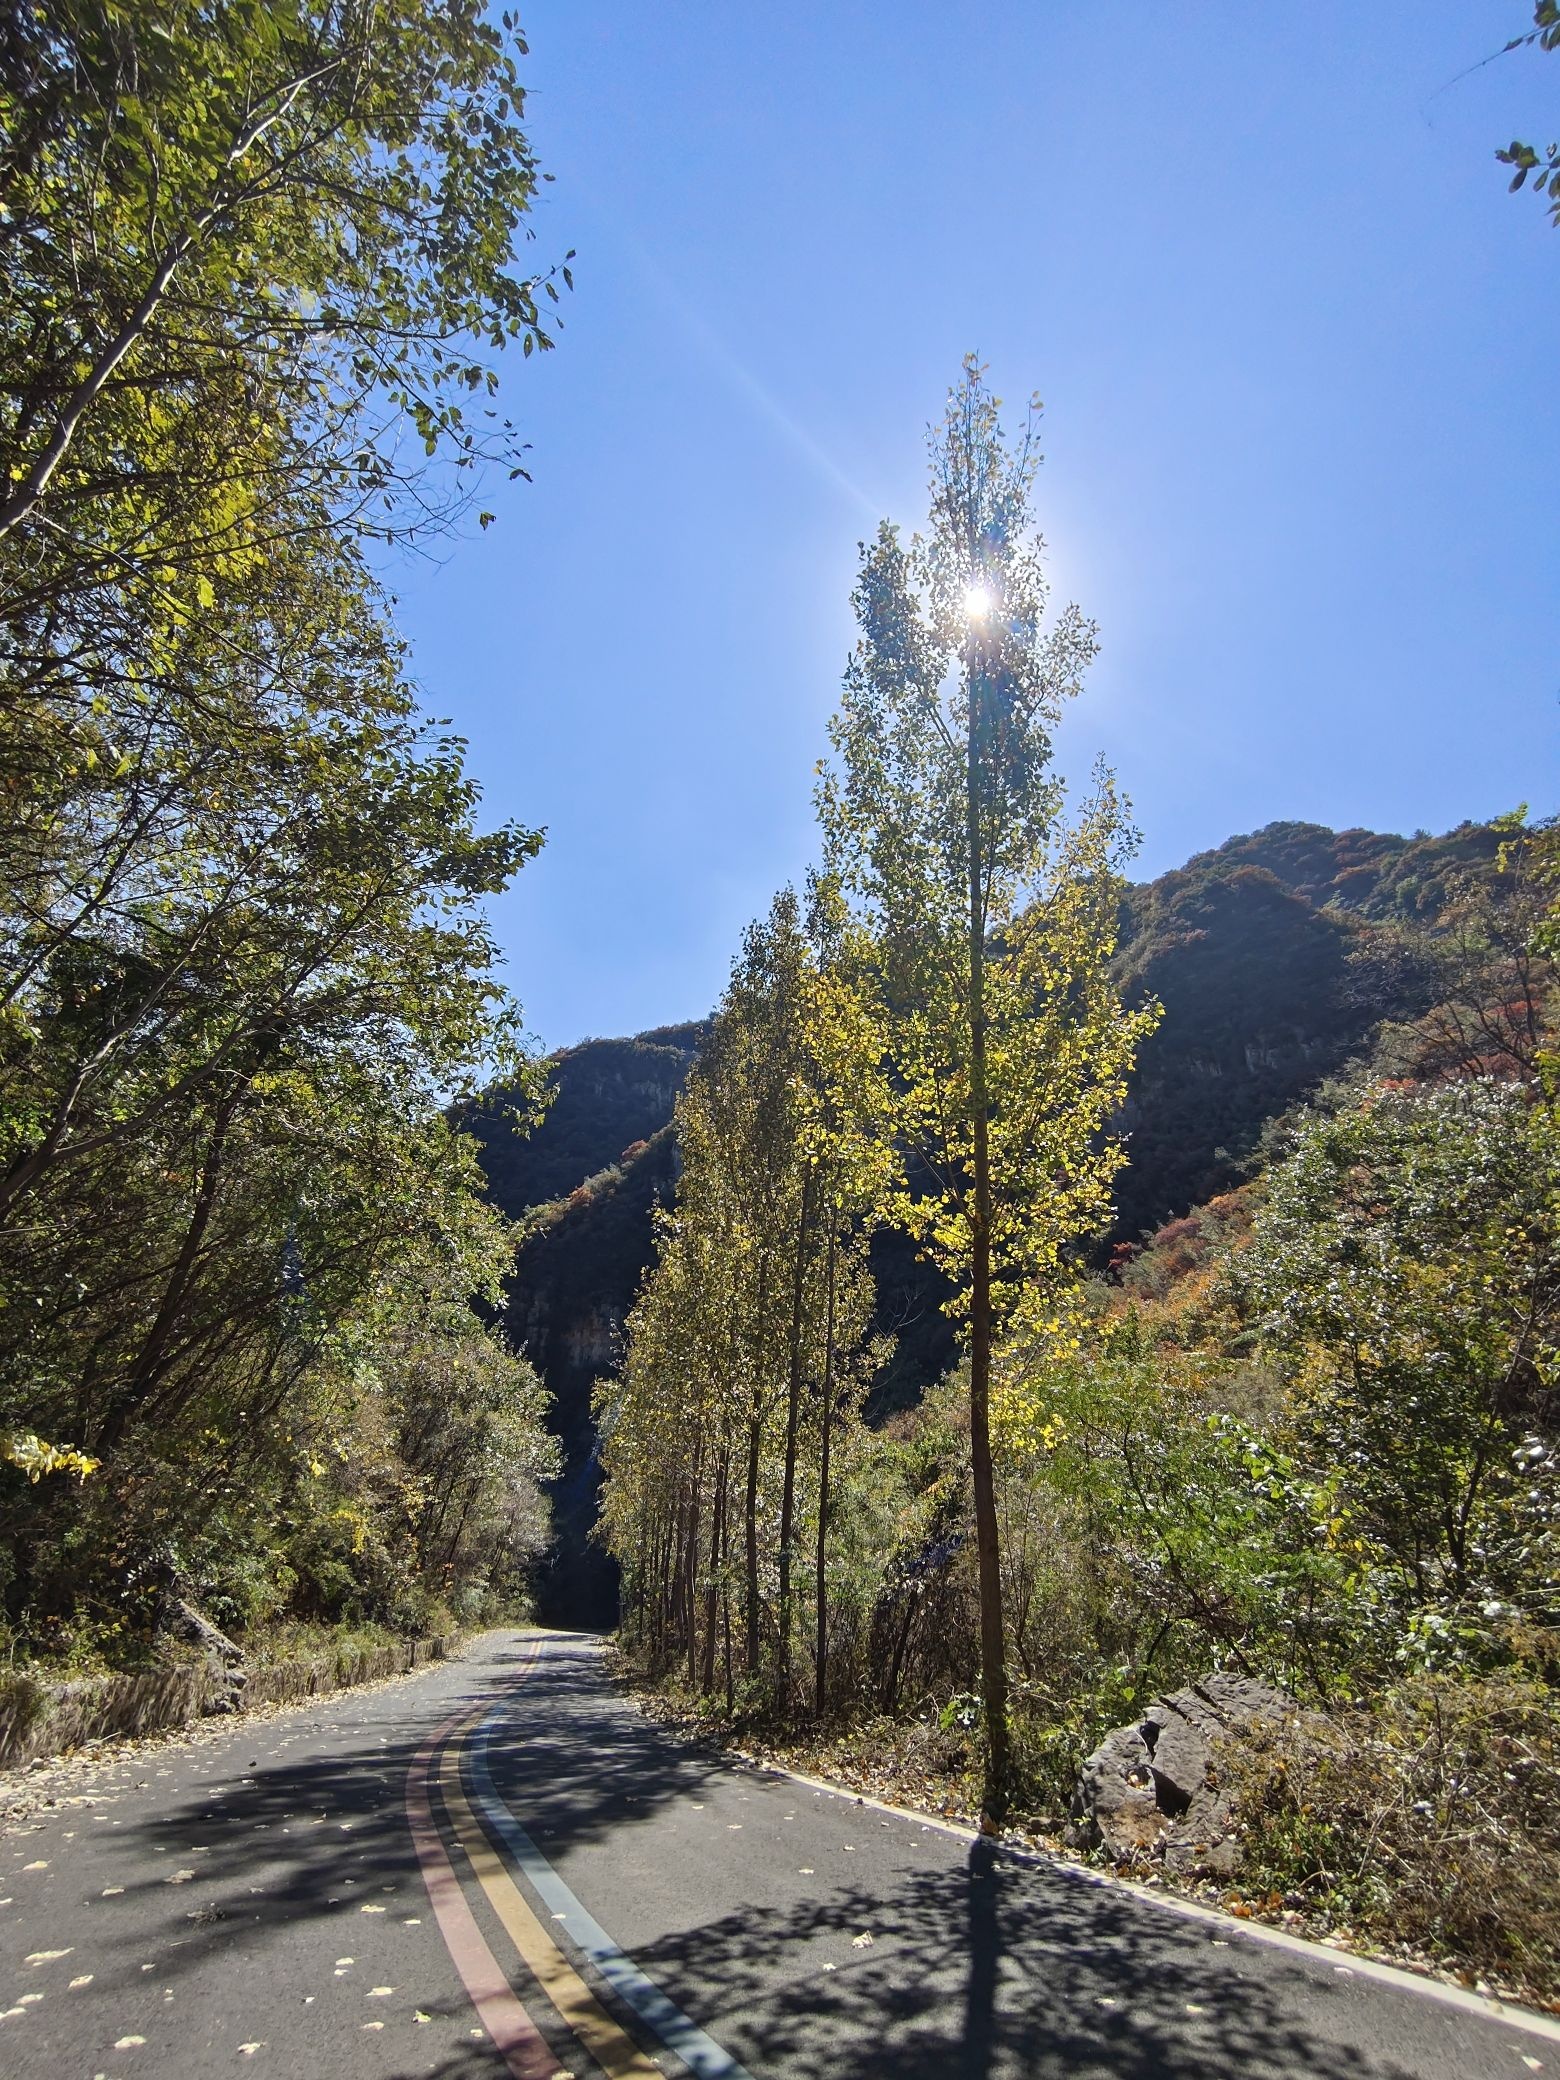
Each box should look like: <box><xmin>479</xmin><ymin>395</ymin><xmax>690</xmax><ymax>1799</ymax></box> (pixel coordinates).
<box><xmin>1071</xmin><ymin>1672</ymin><xmax>1295</xmax><ymax>1875</ymax></box>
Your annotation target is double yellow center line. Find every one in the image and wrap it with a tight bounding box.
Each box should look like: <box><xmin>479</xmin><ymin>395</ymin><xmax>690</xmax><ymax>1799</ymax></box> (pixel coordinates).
<box><xmin>436</xmin><ymin>1729</ymin><xmax>663</xmax><ymax>2079</ymax></box>
<box><xmin>407</xmin><ymin>1635</ymin><xmax>746</xmax><ymax>2080</ymax></box>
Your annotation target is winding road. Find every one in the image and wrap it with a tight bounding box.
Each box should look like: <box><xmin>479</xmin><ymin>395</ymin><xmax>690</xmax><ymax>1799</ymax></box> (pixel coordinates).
<box><xmin>2</xmin><ymin>1629</ymin><xmax>1554</xmax><ymax>2079</ymax></box>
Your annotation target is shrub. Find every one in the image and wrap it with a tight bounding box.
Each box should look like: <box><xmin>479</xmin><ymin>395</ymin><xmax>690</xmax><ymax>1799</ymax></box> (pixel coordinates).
<box><xmin>1224</xmin><ymin>1676</ymin><xmax>1560</xmax><ymax>1999</ymax></box>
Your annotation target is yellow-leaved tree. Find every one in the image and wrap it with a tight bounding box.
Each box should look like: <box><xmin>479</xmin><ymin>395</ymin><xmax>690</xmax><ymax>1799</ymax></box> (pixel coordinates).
<box><xmin>817</xmin><ymin>359</ymin><xmax>1159</xmax><ymax>1819</ymax></box>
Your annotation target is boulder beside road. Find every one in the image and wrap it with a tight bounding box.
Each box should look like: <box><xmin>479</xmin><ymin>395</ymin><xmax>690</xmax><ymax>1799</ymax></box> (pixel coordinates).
<box><xmin>1072</xmin><ymin>1672</ymin><xmax>1294</xmax><ymax>1873</ymax></box>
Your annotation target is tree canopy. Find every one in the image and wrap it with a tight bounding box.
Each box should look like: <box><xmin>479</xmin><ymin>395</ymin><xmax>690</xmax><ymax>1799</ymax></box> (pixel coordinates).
<box><xmin>1</xmin><ymin>0</ymin><xmax>561</xmax><ymax>1660</ymax></box>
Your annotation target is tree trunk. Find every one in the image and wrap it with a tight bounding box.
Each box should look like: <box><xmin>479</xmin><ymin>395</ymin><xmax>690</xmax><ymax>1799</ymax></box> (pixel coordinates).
<box><xmin>776</xmin><ymin>1167</ymin><xmax>815</xmax><ymax>1710</ymax></box>
<box><xmin>743</xmin><ymin>1256</ymin><xmax>769</xmax><ymax>1682</ymax></box>
<box><xmin>633</xmin><ymin>1515</ymin><xmax>650</xmax><ymax>1649</ymax></box>
<box><xmin>702</xmin><ymin>1453</ymin><xmax>727</xmax><ymax>1695</ymax></box>
<box><xmin>723</xmin><ymin>1577</ymin><xmax>734</xmax><ymax>1714</ymax></box>
<box><xmin>743</xmin><ymin>1406</ymin><xmax>762</xmax><ymax>1681</ymax></box>
<box><xmin>966</xmin><ymin>632</ymin><xmax>1010</xmax><ymax>1825</ymax></box>
<box><xmin>683</xmin><ymin>1476</ymin><xmax>702</xmax><ymax>1688</ymax></box>
<box><xmin>814</xmin><ymin>1224</ymin><xmax>838</xmax><ymax>1720</ymax></box>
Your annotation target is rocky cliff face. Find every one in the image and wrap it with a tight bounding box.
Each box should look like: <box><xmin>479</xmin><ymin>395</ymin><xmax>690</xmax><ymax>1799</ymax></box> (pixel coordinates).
<box><xmin>462</xmin><ymin>1024</ymin><xmax>702</xmax><ymax>1216</ymax></box>
<box><xmin>494</xmin><ymin>1121</ymin><xmax>684</xmax><ymax>1624</ymax></box>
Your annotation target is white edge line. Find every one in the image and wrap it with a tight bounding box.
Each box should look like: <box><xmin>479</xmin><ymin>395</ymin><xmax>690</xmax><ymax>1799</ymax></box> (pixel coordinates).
<box><xmin>468</xmin><ymin>1706</ymin><xmax>757</xmax><ymax>2080</ymax></box>
<box><xmin>753</xmin><ymin>1761</ymin><xmax>1560</xmax><ymax>2048</ymax></box>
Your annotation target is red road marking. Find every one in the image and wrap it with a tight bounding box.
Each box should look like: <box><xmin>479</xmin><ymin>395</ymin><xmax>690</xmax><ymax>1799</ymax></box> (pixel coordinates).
<box><xmin>405</xmin><ymin>1650</ymin><xmax>554</xmax><ymax>2080</ymax></box>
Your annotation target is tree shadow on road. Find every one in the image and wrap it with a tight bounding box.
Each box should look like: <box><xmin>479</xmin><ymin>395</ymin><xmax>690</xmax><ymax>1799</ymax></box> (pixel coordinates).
<box><xmin>87</xmin><ymin>1634</ymin><xmax>1499</xmax><ymax>2080</ymax></box>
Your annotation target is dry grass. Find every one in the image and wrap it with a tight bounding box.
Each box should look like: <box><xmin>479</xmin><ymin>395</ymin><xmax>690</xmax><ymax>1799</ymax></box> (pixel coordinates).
<box><xmin>1219</xmin><ymin>1676</ymin><xmax>1560</xmax><ymax>2009</ymax></box>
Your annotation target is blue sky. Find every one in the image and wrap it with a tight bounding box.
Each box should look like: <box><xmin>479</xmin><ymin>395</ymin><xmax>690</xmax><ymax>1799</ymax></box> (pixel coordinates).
<box><xmin>387</xmin><ymin>3</ymin><xmax>1560</xmax><ymax>1053</ymax></box>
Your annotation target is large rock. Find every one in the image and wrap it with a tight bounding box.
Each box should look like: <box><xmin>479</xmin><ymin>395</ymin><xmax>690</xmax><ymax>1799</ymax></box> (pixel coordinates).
<box><xmin>1072</xmin><ymin>1672</ymin><xmax>1293</xmax><ymax>1873</ymax></box>
<box><xmin>154</xmin><ymin>1591</ymin><xmax>248</xmax><ymax>1713</ymax></box>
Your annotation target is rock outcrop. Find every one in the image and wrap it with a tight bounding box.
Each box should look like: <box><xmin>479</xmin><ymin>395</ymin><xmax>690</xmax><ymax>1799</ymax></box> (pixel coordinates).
<box><xmin>155</xmin><ymin>1591</ymin><xmax>248</xmax><ymax>1712</ymax></box>
<box><xmin>1072</xmin><ymin>1672</ymin><xmax>1294</xmax><ymax>1873</ymax></box>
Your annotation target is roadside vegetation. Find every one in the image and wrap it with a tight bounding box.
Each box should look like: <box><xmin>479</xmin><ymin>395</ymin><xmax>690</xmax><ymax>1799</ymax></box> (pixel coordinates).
<box><xmin>0</xmin><ymin>2</ymin><xmax>561</xmax><ymax>1677</ymax></box>
<box><xmin>599</xmin><ymin>368</ymin><xmax>1560</xmax><ymax>2002</ymax></box>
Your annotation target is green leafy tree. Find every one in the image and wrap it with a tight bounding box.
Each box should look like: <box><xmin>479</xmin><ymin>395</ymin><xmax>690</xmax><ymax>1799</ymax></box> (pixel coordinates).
<box><xmin>1231</xmin><ymin>1079</ymin><xmax>1560</xmax><ymax>1665</ymax></box>
<box><xmin>598</xmin><ymin>887</ymin><xmax>886</xmax><ymax>1714</ymax></box>
<box><xmin>0</xmin><ymin>2</ymin><xmax>560</xmax><ymax>1651</ymax></box>
<box><xmin>0</xmin><ymin>0</ymin><xmax>564</xmax><ymax>558</ymax></box>
<box><xmin>1496</xmin><ymin>3</ymin><xmax>1560</xmax><ymax>225</ymax></box>
<box><xmin>817</xmin><ymin>359</ymin><xmax>1159</xmax><ymax>1818</ymax></box>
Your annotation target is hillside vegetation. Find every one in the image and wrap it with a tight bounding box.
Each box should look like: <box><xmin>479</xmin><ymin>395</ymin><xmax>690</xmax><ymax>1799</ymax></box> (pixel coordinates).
<box><xmin>1114</xmin><ymin>819</ymin><xmax>1505</xmax><ymax>1238</ymax></box>
<box><xmin>483</xmin><ymin>815</ymin><xmax>1521</xmax><ymax>1460</ymax></box>
<box><xmin>586</xmin><ymin>810</ymin><xmax>1560</xmax><ymax>1999</ymax></box>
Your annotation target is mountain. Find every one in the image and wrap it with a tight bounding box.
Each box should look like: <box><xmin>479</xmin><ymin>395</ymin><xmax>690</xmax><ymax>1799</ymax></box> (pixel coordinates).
<box><xmin>461</xmin><ymin>1023</ymin><xmax>702</xmax><ymax>1216</ymax></box>
<box><xmin>466</xmin><ymin>1027</ymin><xmax>700</xmax><ymax>1622</ymax></box>
<box><xmin>1110</xmin><ymin>820</ymin><xmax>1503</xmax><ymax>1238</ymax></box>
<box><xmin>473</xmin><ymin>819</ymin><xmax>1510</xmax><ymax>1616</ymax></box>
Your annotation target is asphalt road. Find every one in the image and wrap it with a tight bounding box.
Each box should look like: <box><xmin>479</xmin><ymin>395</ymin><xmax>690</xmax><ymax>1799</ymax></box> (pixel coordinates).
<box><xmin>2</xmin><ymin>1628</ymin><xmax>1555</xmax><ymax>2080</ymax></box>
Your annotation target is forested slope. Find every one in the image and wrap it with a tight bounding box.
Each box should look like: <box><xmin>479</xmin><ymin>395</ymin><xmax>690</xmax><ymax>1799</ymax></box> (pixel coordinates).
<box><xmin>1112</xmin><ymin>818</ymin><xmax>1504</xmax><ymax>1237</ymax></box>
<box><xmin>480</xmin><ymin>817</ymin><xmax>1515</xmax><ymax>1492</ymax></box>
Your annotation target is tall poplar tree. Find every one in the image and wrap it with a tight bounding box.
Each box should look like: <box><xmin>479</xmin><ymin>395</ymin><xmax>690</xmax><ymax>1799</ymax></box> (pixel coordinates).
<box><xmin>598</xmin><ymin>884</ymin><xmax>887</xmax><ymax>1713</ymax></box>
<box><xmin>817</xmin><ymin>359</ymin><xmax>1158</xmax><ymax>1819</ymax></box>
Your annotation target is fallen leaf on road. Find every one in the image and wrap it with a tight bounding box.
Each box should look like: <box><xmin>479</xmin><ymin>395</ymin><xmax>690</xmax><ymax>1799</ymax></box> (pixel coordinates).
<box><xmin>69</xmin><ymin>1976</ymin><xmax>93</xmax><ymax>1989</ymax></box>
<box><xmin>21</xmin><ymin>1860</ymin><xmax>47</xmax><ymax>1870</ymax></box>
<box><xmin>361</xmin><ymin>2020</ymin><xmax>384</xmax><ymax>2031</ymax></box>
<box><xmin>237</xmin><ymin>2045</ymin><xmax>264</xmax><ymax>2056</ymax></box>
<box><xmin>414</xmin><ymin>2011</ymin><xmax>431</xmax><ymax>2024</ymax></box>
<box><xmin>25</xmin><ymin>1949</ymin><xmax>72</xmax><ymax>1964</ymax></box>
<box><xmin>1185</xmin><ymin>2004</ymin><xmax>1206</xmax><ymax>2015</ymax></box>
<box><xmin>359</xmin><ymin>1903</ymin><xmax>385</xmax><ymax>1913</ymax></box>
<box><xmin>821</xmin><ymin>1962</ymin><xmax>836</xmax><ymax>1972</ymax></box>
<box><xmin>367</xmin><ymin>1987</ymin><xmax>393</xmax><ymax>1997</ymax></box>
<box><xmin>101</xmin><ymin>1886</ymin><xmax>124</xmax><ymax>1896</ymax></box>
<box><xmin>114</xmin><ymin>2035</ymin><xmax>146</xmax><ymax>2048</ymax></box>
<box><xmin>165</xmin><ymin>1869</ymin><xmax>196</xmax><ymax>1884</ymax></box>
<box><xmin>798</xmin><ymin>1867</ymin><xmax>814</xmax><ymax>1875</ymax></box>
<box><xmin>335</xmin><ymin>1957</ymin><xmax>353</xmax><ymax>1966</ymax></box>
